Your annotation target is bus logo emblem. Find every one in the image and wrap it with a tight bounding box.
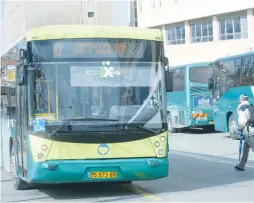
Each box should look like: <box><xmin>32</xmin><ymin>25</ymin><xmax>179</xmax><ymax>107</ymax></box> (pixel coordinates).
<box><xmin>98</xmin><ymin>144</ymin><xmax>110</xmax><ymax>155</ymax></box>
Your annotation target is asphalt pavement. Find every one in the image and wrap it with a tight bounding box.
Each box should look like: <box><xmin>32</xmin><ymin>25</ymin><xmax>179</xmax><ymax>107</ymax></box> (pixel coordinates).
<box><xmin>1</xmin><ymin>129</ymin><xmax>254</xmax><ymax>202</ymax></box>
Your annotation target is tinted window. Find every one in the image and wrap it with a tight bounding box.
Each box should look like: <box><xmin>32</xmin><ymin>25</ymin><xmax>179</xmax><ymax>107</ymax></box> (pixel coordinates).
<box><xmin>189</xmin><ymin>66</ymin><xmax>213</xmax><ymax>84</ymax></box>
<box><xmin>173</xmin><ymin>68</ymin><xmax>185</xmax><ymax>91</ymax></box>
<box><xmin>251</xmin><ymin>55</ymin><xmax>254</xmax><ymax>64</ymax></box>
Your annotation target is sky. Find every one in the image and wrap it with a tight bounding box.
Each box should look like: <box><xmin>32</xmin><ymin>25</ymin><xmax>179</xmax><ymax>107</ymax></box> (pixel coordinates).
<box><xmin>112</xmin><ymin>1</ymin><xmax>131</xmax><ymax>26</ymax></box>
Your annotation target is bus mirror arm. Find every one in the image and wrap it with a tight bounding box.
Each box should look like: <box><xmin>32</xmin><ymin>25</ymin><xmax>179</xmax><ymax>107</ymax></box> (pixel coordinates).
<box><xmin>17</xmin><ymin>65</ymin><xmax>27</xmax><ymax>86</ymax></box>
<box><xmin>19</xmin><ymin>49</ymin><xmax>26</xmax><ymax>60</ymax></box>
<box><xmin>164</xmin><ymin>57</ymin><xmax>169</xmax><ymax>66</ymax></box>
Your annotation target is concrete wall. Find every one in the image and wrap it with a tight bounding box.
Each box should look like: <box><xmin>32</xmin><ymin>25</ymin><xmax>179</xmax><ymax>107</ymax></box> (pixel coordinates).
<box><xmin>3</xmin><ymin>0</ymin><xmax>26</xmax><ymax>53</ymax></box>
<box><xmin>24</xmin><ymin>1</ymin><xmax>81</xmax><ymax>30</ymax></box>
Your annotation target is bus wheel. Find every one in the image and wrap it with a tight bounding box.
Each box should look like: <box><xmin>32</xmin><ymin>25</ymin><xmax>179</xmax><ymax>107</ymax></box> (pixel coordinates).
<box><xmin>10</xmin><ymin>145</ymin><xmax>30</xmax><ymax>190</ymax></box>
<box><xmin>228</xmin><ymin>114</ymin><xmax>239</xmax><ymax>140</ymax></box>
<box><xmin>167</xmin><ymin>117</ymin><xmax>178</xmax><ymax>133</ymax></box>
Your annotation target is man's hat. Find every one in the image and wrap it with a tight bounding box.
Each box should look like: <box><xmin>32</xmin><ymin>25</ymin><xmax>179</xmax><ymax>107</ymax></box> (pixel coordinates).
<box><xmin>239</xmin><ymin>94</ymin><xmax>248</xmax><ymax>101</ymax></box>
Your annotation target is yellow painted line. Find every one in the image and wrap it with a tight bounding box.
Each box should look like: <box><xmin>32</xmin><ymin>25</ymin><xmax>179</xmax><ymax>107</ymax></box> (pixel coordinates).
<box><xmin>122</xmin><ymin>184</ymin><xmax>162</xmax><ymax>201</ymax></box>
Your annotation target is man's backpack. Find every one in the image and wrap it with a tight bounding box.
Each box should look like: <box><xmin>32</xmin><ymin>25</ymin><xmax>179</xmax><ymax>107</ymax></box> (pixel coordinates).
<box><xmin>239</xmin><ymin>104</ymin><xmax>254</xmax><ymax>131</ymax></box>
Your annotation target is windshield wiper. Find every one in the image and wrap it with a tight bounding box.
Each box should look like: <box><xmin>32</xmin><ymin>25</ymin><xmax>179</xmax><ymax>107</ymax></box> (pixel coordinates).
<box><xmin>49</xmin><ymin>118</ymin><xmax>119</xmax><ymax>137</ymax></box>
<box><xmin>124</xmin><ymin>123</ymin><xmax>160</xmax><ymax>134</ymax></box>
<box><xmin>86</xmin><ymin>123</ymin><xmax>160</xmax><ymax>134</ymax></box>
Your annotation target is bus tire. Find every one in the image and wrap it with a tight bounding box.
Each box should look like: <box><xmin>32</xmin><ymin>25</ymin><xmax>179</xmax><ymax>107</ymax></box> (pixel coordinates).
<box><xmin>10</xmin><ymin>144</ymin><xmax>31</xmax><ymax>190</ymax></box>
<box><xmin>167</xmin><ymin>117</ymin><xmax>178</xmax><ymax>133</ymax></box>
<box><xmin>228</xmin><ymin>114</ymin><xmax>239</xmax><ymax>140</ymax></box>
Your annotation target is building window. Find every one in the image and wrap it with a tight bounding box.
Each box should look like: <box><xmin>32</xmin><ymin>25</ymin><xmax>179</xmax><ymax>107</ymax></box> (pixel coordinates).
<box><xmin>220</xmin><ymin>16</ymin><xmax>248</xmax><ymax>40</ymax></box>
<box><xmin>167</xmin><ymin>26</ymin><xmax>185</xmax><ymax>45</ymax></box>
<box><xmin>191</xmin><ymin>21</ymin><xmax>213</xmax><ymax>43</ymax></box>
<box><xmin>88</xmin><ymin>12</ymin><xmax>94</xmax><ymax>18</ymax></box>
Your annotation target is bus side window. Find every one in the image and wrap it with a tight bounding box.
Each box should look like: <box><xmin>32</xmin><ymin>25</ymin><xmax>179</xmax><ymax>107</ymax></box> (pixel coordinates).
<box><xmin>220</xmin><ymin>59</ymin><xmax>234</xmax><ymax>94</ymax></box>
<box><xmin>251</xmin><ymin>55</ymin><xmax>254</xmax><ymax>84</ymax></box>
<box><xmin>172</xmin><ymin>68</ymin><xmax>185</xmax><ymax>92</ymax></box>
<box><xmin>251</xmin><ymin>55</ymin><xmax>254</xmax><ymax>65</ymax></box>
<box><xmin>242</xmin><ymin>56</ymin><xmax>250</xmax><ymax>85</ymax></box>
<box><xmin>234</xmin><ymin>58</ymin><xmax>242</xmax><ymax>85</ymax></box>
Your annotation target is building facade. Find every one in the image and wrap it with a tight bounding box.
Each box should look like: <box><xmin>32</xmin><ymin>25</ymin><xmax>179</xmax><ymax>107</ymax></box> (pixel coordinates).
<box><xmin>137</xmin><ymin>0</ymin><xmax>254</xmax><ymax>66</ymax></box>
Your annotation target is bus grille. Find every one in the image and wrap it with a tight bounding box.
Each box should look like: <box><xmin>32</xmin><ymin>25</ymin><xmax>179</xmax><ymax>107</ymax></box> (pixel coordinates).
<box><xmin>190</xmin><ymin>87</ymin><xmax>208</xmax><ymax>93</ymax></box>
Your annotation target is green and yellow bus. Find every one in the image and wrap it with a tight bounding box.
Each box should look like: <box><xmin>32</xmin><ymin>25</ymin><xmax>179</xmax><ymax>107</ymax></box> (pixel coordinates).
<box><xmin>3</xmin><ymin>25</ymin><xmax>170</xmax><ymax>190</ymax></box>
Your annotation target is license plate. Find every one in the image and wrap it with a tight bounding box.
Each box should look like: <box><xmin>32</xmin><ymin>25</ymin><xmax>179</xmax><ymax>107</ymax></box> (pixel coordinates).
<box><xmin>197</xmin><ymin>117</ymin><xmax>207</xmax><ymax>121</ymax></box>
<box><xmin>209</xmin><ymin>120</ymin><xmax>214</xmax><ymax>124</ymax></box>
<box><xmin>88</xmin><ymin>172</ymin><xmax>117</xmax><ymax>179</ymax></box>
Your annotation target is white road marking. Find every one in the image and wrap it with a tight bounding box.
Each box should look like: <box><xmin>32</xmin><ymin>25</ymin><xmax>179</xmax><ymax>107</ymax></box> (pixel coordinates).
<box><xmin>170</xmin><ymin>151</ymin><xmax>254</xmax><ymax>168</ymax></box>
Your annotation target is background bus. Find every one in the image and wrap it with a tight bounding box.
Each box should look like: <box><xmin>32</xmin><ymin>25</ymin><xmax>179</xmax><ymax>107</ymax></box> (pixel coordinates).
<box><xmin>208</xmin><ymin>51</ymin><xmax>254</xmax><ymax>140</ymax></box>
<box><xmin>167</xmin><ymin>62</ymin><xmax>214</xmax><ymax>133</ymax></box>
<box><xmin>2</xmin><ymin>25</ymin><xmax>171</xmax><ymax>190</ymax></box>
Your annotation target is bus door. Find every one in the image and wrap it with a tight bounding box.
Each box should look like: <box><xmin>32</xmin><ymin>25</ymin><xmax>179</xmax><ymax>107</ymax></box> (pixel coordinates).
<box><xmin>15</xmin><ymin>82</ymin><xmax>28</xmax><ymax>179</ymax></box>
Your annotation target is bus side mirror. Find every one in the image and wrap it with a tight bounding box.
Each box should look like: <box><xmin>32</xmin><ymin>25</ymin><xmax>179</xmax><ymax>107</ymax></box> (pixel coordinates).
<box><xmin>19</xmin><ymin>49</ymin><xmax>26</xmax><ymax>60</ymax></box>
<box><xmin>165</xmin><ymin>70</ymin><xmax>173</xmax><ymax>92</ymax></box>
<box><xmin>17</xmin><ymin>65</ymin><xmax>27</xmax><ymax>86</ymax></box>
<box><xmin>208</xmin><ymin>76</ymin><xmax>214</xmax><ymax>91</ymax></box>
<box><xmin>6</xmin><ymin>106</ymin><xmax>16</xmax><ymax>118</ymax></box>
<box><xmin>164</xmin><ymin>57</ymin><xmax>169</xmax><ymax>66</ymax></box>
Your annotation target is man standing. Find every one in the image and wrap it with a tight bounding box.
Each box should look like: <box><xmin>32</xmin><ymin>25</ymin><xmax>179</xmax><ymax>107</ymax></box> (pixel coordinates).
<box><xmin>235</xmin><ymin>94</ymin><xmax>254</xmax><ymax>171</ymax></box>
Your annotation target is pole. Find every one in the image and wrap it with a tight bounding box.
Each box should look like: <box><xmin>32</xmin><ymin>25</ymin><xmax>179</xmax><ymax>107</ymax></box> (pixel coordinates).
<box><xmin>80</xmin><ymin>0</ymin><xmax>83</xmax><ymax>24</ymax></box>
<box><xmin>0</xmin><ymin>95</ymin><xmax>3</xmax><ymax>168</ymax></box>
<box><xmin>94</xmin><ymin>0</ymin><xmax>97</xmax><ymax>25</ymax></box>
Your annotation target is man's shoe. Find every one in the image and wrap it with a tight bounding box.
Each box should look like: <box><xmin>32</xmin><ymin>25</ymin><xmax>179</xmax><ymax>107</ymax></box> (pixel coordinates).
<box><xmin>234</xmin><ymin>165</ymin><xmax>245</xmax><ymax>171</ymax></box>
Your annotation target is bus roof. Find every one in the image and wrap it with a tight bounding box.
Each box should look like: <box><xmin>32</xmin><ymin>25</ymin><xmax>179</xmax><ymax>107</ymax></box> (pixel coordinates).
<box><xmin>26</xmin><ymin>25</ymin><xmax>163</xmax><ymax>42</ymax></box>
<box><xmin>169</xmin><ymin>61</ymin><xmax>213</xmax><ymax>69</ymax></box>
<box><xmin>215</xmin><ymin>51</ymin><xmax>254</xmax><ymax>62</ymax></box>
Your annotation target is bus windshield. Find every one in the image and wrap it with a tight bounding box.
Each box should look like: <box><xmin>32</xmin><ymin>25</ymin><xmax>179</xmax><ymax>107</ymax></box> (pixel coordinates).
<box><xmin>189</xmin><ymin>66</ymin><xmax>213</xmax><ymax>84</ymax></box>
<box><xmin>27</xmin><ymin>39</ymin><xmax>166</xmax><ymax>130</ymax></box>
<box><xmin>27</xmin><ymin>38</ymin><xmax>166</xmax><ymax>133</ymax></box>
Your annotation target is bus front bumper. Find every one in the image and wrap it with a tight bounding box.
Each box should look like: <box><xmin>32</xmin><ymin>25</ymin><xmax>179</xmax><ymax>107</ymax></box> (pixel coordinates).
<box><xmin>28</xmin><ymin>158</ymin><xmax>169</xmax><ymax>184</ymax></box>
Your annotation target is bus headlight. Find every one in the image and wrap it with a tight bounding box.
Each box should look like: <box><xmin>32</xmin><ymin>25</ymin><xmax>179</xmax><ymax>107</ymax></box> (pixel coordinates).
<box><xmin>158</xmin><ymin>149</ymin><xmax>163</xmax><ymax>155</ymax></box>
<box><xmin>41</xmin><ymin>145</ymin><xmax>48</xmax><ymax>151</ymax></box>
<box><xmin>160</xmin><ymin>136</ymin><xmax>166</xmax><ymax>142</ymax></box>
<box><xmin>154</xmin><ymin>141</ymin><xmax>160</xmax><ymax>147</ymax></box>
<box><xmin>38</xmin><ymin>153</ymin><xmax>44</xmax><ymax>159</ymax></box>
